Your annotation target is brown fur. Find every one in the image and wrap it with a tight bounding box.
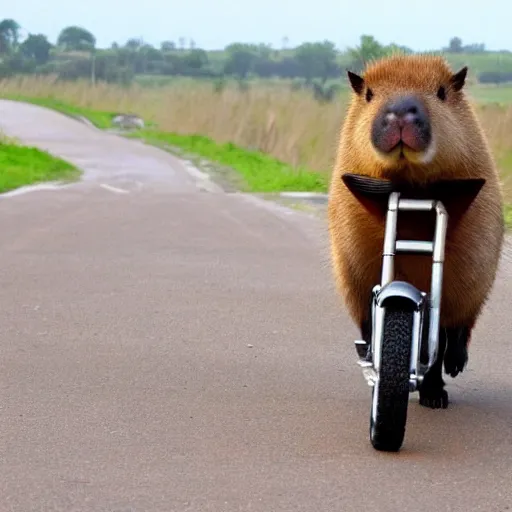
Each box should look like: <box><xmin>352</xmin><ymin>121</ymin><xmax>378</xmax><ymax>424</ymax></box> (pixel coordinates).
<box><xmin>328</xmin><ymin>54</ymin><xmax>504</xmax><ymax>334</ymax></box>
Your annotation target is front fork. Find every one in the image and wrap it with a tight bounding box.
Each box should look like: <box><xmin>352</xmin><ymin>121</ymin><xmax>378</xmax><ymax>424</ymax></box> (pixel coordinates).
<box><xmin>356</xmin><ymin>284</ymin><xmax>427</xmax><ymax>392</ymax></box>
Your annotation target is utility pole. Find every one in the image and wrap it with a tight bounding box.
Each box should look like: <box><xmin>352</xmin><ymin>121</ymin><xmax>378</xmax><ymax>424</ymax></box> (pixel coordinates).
<box><xmin>91</xmin><ymin>46</ymin><xmax>96</xmax><ymax>85</ymax></box>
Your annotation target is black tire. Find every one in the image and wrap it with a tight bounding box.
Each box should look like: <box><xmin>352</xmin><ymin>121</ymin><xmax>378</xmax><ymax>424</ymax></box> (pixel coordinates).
<box><xmin>370</xmin><ymin>306</ymin><xmax>414</xmax><ymax>452</ymax></box>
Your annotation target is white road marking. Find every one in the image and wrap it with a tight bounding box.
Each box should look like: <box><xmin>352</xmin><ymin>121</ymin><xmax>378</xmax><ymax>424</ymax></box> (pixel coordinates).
<box><xmin>0</xmin><ymin>182</ymin><xmax>68</xmax><ymax>198</ymax></box>
<box><xmin>99</xmin><ymin>183</ymin><xmax>130</xmax><ymax>194</ymax></box>
<box><xmin>279</xmin><ymin>191</ymin><xmax>328</xmax><ymax>199</ymax></box>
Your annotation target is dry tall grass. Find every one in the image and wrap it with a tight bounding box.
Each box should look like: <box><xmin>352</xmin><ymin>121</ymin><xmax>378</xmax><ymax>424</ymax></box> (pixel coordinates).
<box><xmin>0</xmin><ymin>75</ymin><xmax>346</xmax><ymax>173</ymax></box>
<box><xmin>1</xmin><ymin>74</ymin><xmax>511</xmax><ymax>200</ymax></box>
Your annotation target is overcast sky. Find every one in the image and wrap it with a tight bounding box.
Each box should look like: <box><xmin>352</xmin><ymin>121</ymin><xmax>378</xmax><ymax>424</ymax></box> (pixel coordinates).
<box><xmin>6</xmin><ymin>0</ymin><xmax>510</xmax><ymax>51</ymax></box>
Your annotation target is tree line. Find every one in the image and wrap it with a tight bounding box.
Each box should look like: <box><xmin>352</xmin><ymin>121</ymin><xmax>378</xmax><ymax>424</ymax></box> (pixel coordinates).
<box><xmin>1</xmin><ymin>18</ymin><xmax>511</xmax><ymax>91</ymax></box>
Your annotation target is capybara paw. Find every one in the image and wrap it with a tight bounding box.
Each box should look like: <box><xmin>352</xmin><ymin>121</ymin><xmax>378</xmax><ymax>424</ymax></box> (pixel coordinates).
<box><xmin>443</xmin><ymin>327</ymin><xmax>469</xmax><ymax>378</ymax></box>
<box><xmin>419</xmin><ymin>388</ymin><xmax>449</xmax><ymax>409</ymax></box>
<box><xmin>444</xmin><ymin>343</ymin><xmax>468</xmax><ymax>378</ymax></box>
<box><xmin>419</xmin><ymin>375</ymin><xmax>449</xmax><ymax>409</ymax></box>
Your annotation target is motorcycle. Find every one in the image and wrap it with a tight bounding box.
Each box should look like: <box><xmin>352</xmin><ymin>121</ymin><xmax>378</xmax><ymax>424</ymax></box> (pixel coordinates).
<box><xmin>342</xmin><ymin>173</ymin><xmax>486</xmax><ymax>452</ymax></box>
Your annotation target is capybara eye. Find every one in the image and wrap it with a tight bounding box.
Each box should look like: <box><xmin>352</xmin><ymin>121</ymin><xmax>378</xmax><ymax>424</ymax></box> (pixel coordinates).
<box><xmin>366</xmin><ymin>88</ymin><xmax>373</xmax><ymax>102</ymax></box>
<box><xmin>437</xmin><ymin>86</ymin><xmax>446</xmax><ymax>101</ymax></box>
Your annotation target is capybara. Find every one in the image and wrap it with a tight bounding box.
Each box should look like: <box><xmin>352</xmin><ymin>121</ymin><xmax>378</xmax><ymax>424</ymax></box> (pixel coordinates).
<box><xmin>327</xmin><ymin>54</ymin><xmax>504</xmax><ymax>408</ymax></box>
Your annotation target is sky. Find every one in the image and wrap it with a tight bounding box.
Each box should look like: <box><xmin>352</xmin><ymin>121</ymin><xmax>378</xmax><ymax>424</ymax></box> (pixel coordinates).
<box><xmin>6</xmin><ymin>0</ymin><xmax>511</xmax><ymax>52</ymax></box>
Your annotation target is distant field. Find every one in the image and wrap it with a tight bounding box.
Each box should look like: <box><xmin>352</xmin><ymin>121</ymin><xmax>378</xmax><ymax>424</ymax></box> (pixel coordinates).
<box><xmin>467</xmin><ymin>83</ymin><xmax>512</xmax><ymax>104</ymax></box>
<box><xmin>1</xmin><ymin>74</ymin><xmax>511</xmax><ymax>203</ymax></box>
<box><xmin>132</xmin><ymin>74</ymin><xmax>512</xmax><ymax>103</ymax></box>
<box><xmin>132</xmin><ymin>74</ymin><xmax>350</xmax><ymax>93</ymax></box>
<box><xmin>131</xmin><ymin>74</ymin><xmax>512</xmax><ymax>111</ymax></box>
<box><xmin>442</xmin><ymin>51</ymin><xmax>512</xmax><ymax>75</ymax></box>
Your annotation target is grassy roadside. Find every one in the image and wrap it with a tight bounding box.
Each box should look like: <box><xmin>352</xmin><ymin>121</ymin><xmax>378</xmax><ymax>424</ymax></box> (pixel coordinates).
<box><xmin>126</xmin><ymin>131</ymin><xmax>328</xmax><ymax>193</ymax></box>
<box><xmin>2</xmin><ymin>95</ymin><xmax>511</xmax><ymax>228</ymax></box>
<box><xmin>1</xmin><ymin>96</ymin><xmax>329</xmax><ymax>194</ymax></box>
<box><xmin>0</xmin><ymin>132</ymin><xmax>81</xmax><ymax>194</ymax></box>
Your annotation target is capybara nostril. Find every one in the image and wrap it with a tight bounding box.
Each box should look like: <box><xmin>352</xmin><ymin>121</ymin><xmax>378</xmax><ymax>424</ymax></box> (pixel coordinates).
<box><xmin>386</xmin><ymin>95</ymin><xmax>422</xmax><ymax>118</ymax></box>
<box><xmin>372</xmin><ymin>94</ymin><xmax>431</xmax><ymax>153</ymax></box>
<box><xmin>386</xmin><ymin>96</ymin><xmax>427</xmax><ymax>128</ymax></box>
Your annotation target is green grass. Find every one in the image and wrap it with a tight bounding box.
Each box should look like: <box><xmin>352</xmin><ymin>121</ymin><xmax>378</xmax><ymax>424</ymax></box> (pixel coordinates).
<box><xmin>127</xmin><ymin>130</ymin><xmax>328</xmax><ymax>193</ymax></box>
<box><xmin>0</xmin><ymin>138</ymin><xmax>81</xmax><ymax>193</ymax></box>
<box><xmin>505</xmin><ymin>204</ymin><xmax>512</xmax><ymax>229</ymax></box>
<box><xmin>467</xmin><ymin>84</ymin><xmax>512</xmax><ymax>105</ymax></box>
<box><xmin>2</xmin><ymin>95</ymin><xmax>117</xmax><ymax>129</ymax></box>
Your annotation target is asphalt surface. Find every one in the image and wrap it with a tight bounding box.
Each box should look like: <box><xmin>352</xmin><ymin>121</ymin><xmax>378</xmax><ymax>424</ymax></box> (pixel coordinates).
<box><xmin>1</xmin><ymin>99</ymin><xmax>512</xmax><ymax>511</ymax></box>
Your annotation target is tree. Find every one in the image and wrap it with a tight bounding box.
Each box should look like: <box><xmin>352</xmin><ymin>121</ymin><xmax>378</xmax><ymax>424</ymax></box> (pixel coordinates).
<box><xmin>183</xmin><ymin>48</ymin><xmax>208</xmax><ymax>70</ymax></box>
<box><xmin>255</xmin><ymin>43</ymin><xmax>272</xmax><ymax>60</ymax></box>
<box><xmin>136</xmin><ymin>44</ymin><xmax>162</xmax><ymax>73</ymax></box>
<box><xmin>224</xmin><ymin>43</ymin><xmax>259</xmax><ymax>79</ymax></box>
<box><xmin>161</xmin><ymin>40</ymin><xmax>176</xmax><ymax>52</ymax></box>
<box><xmin>347</xmin><ymin>35</ymin><xmax>388</xmax><ymax>71</ymax></box>
<box><xmin>464</xmin><ymin>43</ymin><xmax>485</xmax><ymax>53</ymax></box>
<box><xmin>125</xmin><ymin>38</ymin><xmax>143</xmax><ymax>50</ymax></box>
<box><xmin>448</xmin><ymin>37</ymin><xmax>463</xmax><ymax>53</ymax></box>
<box><xmin>0</xmin><ymin>18</ymin><xmax>21</xmax><ymax>54</ymax></box>
<box><xmin>57</xmin><ymin>26</ymin><xmax>96</xmax><ymax>51</ymax></box>
<box><xmin>20</xmin><ymin>34</ymin><xmax>53</xmax><ymax>65</ymax></box>
<box><xmin>295</xmin><ymin>40</ymin><xmax>339</xmax><ymax>83</ymax></box>
<box><xmin>386</xmin><ymin>43</ymin><xmax>413</xmax><ymax>55</ymax></box>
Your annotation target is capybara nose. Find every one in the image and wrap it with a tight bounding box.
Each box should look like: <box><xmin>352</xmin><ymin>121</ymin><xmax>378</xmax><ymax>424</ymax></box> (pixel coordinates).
<box><xmin>383</xmin><ymin>95</ymin><xmax>428</xmax><ymax>129</ymax></box>
<box><xmin>372</xmin><ymin>95</ymin><xmax>432</xmax><ymax>154</ymax></box>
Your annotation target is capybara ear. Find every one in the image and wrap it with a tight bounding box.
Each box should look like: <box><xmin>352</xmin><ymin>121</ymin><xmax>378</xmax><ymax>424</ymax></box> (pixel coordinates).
<box><xmin>347</xmin><ymin>70</ymin><xmax>365</xmax><ymax>95</ymax></box>
<box><xmin>450</xmin><ymin>67</ymin><xmax>468</xmax><ymax>92</ymax></box>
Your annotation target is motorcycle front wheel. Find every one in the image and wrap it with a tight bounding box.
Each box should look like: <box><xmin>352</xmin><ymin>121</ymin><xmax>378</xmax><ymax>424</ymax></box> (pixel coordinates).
<box><xmin>369</xmin><ymin>306</ymin><xmax>414</xmax><ymax>452</ymax></box>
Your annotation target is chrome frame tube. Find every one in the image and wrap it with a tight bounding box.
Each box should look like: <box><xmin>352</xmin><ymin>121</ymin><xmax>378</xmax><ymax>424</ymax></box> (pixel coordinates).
<box><xmin>395</xmin><ymin>240</ymin><xmax>433</xmax><ymax>253</ymax></box>
<box><xmin>380</xmin><ymin>193</ymin><xmax>399</xmax><ymax>287</ymax></box>
<box><xmin>372</xmin><ymin>192</ymin><xmax>399</xmax><ymax>374</ymax></box>
<box><xmin>427</xmin><ymin>202</ymin><xmax>448</xmax><ymax>367</ymax></box>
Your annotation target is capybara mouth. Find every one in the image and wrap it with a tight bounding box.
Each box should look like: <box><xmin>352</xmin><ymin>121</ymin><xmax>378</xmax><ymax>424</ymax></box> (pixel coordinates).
<box><xmin>371</xmin><ymin>94</ymin><xmax>432</xmax><ymax>159</ymax></box>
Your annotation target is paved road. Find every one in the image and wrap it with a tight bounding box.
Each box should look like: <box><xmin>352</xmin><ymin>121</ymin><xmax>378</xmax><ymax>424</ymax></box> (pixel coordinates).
<box><xmin>1</xmin><ymin>99</ymin><xmax>512</xmax><ymax>511</ymax></box>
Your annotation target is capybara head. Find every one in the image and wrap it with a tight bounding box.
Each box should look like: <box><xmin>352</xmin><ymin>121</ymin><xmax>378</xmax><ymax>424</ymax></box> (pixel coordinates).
<box><xmin>341</xmin><ymin>54</ymin><xmax>479</xmax><ymax>182</ymax></box>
